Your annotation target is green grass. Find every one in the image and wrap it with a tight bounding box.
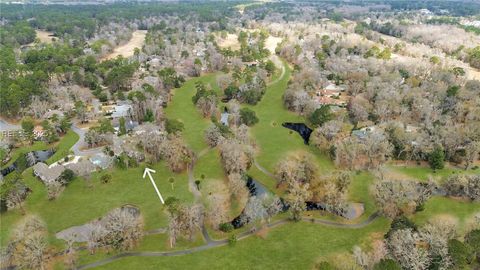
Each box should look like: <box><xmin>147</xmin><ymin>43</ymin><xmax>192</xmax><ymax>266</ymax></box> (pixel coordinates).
<box><xmin>246</xmin><ymin>61</ymin><xmax>334</xmax><ymax>176</ymax></box>
<box><xmin>0</xmin><ymin>162</ymin><xmax>193</xmax><ymax>247</ymax></box>
<box><xmin>1</xmin><ymin>130</ymin><xmax>79</xmax><ymax>169</ymax></box>
<box><xmin>92</xmin><ymin>218</ymin><xmax>390</xmax><ymax>270</ymax></box>
<box><xmin>164</xmin><ymin>73</ymin><xmax>220</xmax><ymax>153</ymax></box>
<box><xmin>388</xmin><ymin>164</ymin><xmax>480</xmax><ymax>182</ymax></box>
<box><xmin>348</xmin><ymin>172</ymin><xmax>376</xmax><ymax>219</ymax></box>
<box><xmin>46</xmin><ymin>130</ymin><xmax>79</xmax><ymax>164</ymax></box>
<box><xmin>1</xmin><ymin>141</ymin><xmax>48</xmax><ymax>169</ymax></box>
<box><xmin>411</xmin><ymin>196</ymin><xmax>480</xmax><ymax>233</ymax></box>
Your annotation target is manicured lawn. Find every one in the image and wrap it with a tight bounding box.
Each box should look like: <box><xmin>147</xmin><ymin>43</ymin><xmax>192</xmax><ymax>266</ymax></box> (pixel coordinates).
<box><xmin>164</xmin><ymin>73</ymin><xmax>220</xmax><ymax>153</ymax></box>
<box><xmin>46</xmin><ymin>130</ymin><xmax>79</xmax><ymax>164</ymax></box>
<box><xmin>411</xmin><ymin>196</ymin><xmax>480</xmax><ymax>233</ymax></box>
<box><xmin>1</xmin><ymin>141</ymin><xmax>49</xmax><ymax>169</ymax></box>
<box><xmin>348</xmin><ymin>172</ymin><xmax>376</xmax><ymax>219</ymax></box>
<box><xmin>0</xmin><ymin>162</ymin><xmax>193</xmax><ymax>247</ymax></box>
<box><xmin>1</xmin><ymin>129</ymin><xmax>79</xmax><ymax>169</ymax></box>
<box><xmin>92</xmin><ymin>217</ymin><xmax>390</xmax><ymax>270</ymax></box>
<box><xmin>388</xmin><ymin>164</ymin><xmax>480</xmax><ymax>182</ymax></box>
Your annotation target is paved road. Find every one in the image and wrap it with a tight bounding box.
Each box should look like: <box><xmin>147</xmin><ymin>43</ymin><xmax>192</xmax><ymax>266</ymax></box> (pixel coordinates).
<box><xmin>71</xmin><ymin>124</ymin><xmax>103</xmax><ymax>156</ymax></box>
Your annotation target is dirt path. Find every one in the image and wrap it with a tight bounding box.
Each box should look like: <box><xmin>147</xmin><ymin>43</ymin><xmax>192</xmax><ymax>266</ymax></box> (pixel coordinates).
<box><xmin>102</xmin><ymin>30</ymin><xmax>147</xmax><ymax>61</ymax></box>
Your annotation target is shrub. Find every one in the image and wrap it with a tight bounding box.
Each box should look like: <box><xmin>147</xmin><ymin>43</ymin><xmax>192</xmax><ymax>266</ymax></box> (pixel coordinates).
<box><xmin>59</xmin><ymin>169</ymin><xmax>75</xmax><ymax>185</ymax></box>
<box><xmin>373</xmin><ymin>259</ymin><xmax>401</xmax><ymax>270</ymax></box>
<box><xmin>448</xmin><ymin>239</ymin><xmax>474</xmax><ymax>268</ymax></box>
<box><xmin>239</xmin><ymin>108</ymin><xmax>259</xmax><ymax>126</ymax></box>
<box><xmin>228</xmin><ymin>234</ymin><xmax>237</xmax><ymax>246</ymax></box>
<box><xmin>165</xmin><ymin>118</ymin><xmax>184</xmax><ymax>134</ymax></box>
<box><xmin>100</xmin><ymin>174</ymin><xmax>112</xmax><ymax>184</ymax></box>
<box><xmin>219</xmin><ymin>222</ymin><xmax>234</xmax><ymax>232</ymax></box>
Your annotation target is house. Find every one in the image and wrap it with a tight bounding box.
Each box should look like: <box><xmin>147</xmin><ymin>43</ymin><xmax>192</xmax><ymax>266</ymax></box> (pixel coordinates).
<box><xmin>352</xmin><ymin>126</ymin><xmax>377</xmax><ymax>140</ymax></box>
<box><xmin>43</xmin><ymin>109</ymin><xmax>65</xmax><ymax>120</ymax></box>
<box><xmin>113</xmin><ymin>119</ymin><xmax>138</xmax><ymax>134</ymax></box>
<box><xmin>111</xmin><ymin>104</ymin><xmax>133</xmax><ymax>120</ymax></box>
<box><xmin>65</xmin><ymin>159</ymin><xmax>96</xmax><ymax>177</ymax></box>
<box><xmin>33</xmin><ymin>162</ymin><xmax>65</xmax><ymax>184</ymax></box>
<box><xmin>405</xmin><ymin>125</ymin><xmax>420</xmax><ymax>133</ymax></box>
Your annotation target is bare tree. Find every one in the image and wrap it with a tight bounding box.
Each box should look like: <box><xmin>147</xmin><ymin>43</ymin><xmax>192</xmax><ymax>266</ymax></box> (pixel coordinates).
<box><xmin>7</xmin><ymin>215</ymin><xmax>49</xmax><ymax>270</ymax></box>
<box><xmin>285</xmin><ymin>181</ymin><xmax>311</xmax><ymax>221</ymax></box>
<box><xmin>387</xmin><ymin>229</ymin><xmax>431</xmax><ymax>270</ymax></box>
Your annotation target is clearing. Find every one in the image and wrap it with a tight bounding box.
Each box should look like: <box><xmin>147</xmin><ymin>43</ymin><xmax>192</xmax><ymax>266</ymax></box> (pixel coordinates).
<box><xmin>216</xmin><ymin>33</ymin><xmax>240</xmax><ymax>51</ymax></box>
<box><xmin>102</xmin><ymin>30</ymin><xmax>147</xmax><ymax>61</ymax></box>
<box><xmin>35</xmin><ymin>30</ymin><xmax>56</xmax><ymax>44</ymax></box>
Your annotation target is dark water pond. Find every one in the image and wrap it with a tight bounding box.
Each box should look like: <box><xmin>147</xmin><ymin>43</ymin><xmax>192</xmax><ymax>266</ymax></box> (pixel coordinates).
<box><xmin>282</xmin><ymin>123</ymin><xmax>313</xmax><ymax>145</ymax></box>
<box><xmin>231</xmin><ymin>176</ymin><xmax>270</xmax><ymax>228</ymax></box>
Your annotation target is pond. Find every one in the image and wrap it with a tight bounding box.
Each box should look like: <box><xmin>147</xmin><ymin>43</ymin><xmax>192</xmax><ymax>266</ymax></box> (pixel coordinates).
<box><xmin>282</xmin><ymin>123</ymin><xmax>313</xmax><ymax>145</ymax></box>
<box><xmin>1</xmin><ymin>149</ymin><xmax>55</xmax><ymax>177</ymax></box>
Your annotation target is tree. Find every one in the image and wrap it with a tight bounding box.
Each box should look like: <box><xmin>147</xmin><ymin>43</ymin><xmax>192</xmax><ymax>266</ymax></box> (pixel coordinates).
<box><xmin>59</xmin><ymin>169</ymin><xmax>75</xmax><ymax>185</ymax></box>
<box><xmin>74</xmin><ymin>100</ymin><xmax>87</xmax><ymax>123</ymax></box>
<box><xmin>0</xmin><ymin>172</ymin><xmax>28</xmax><ymax>213</ymax></box>
<box><xmin>165</xmin><ymin>118</ymin><xmax>184</xmax><ymax>134</ymax></box>
<box><xmin>87</xmin><ymin>207</ymin><xmax>144</xmax><ymax>253</ymax></box>
<box><xmin>264</xmin><ymin>60</ymin><xmax>276</xmax><ymax>75</ymax></box>
<box><xmin>169</xmin><ymin>177</ymin><xmax>175</xmax><ymax>190</ymax></box>
<box><xmin>308</xmin><ymin>106</ymin><xmax>332</xmax><ymax>127</ymax></box>
<box><xmin>100</xmin><ymin>174</ymin><xmax>112</xmax><ymax>184</ymax></box>
<box><xmin>239</xmin><ymin>108</ymin><xmax>259</xmax><ymax>126</ymax></box>
<box><xmin>41</xmin><ymin>120</ymin><xmax>58</xmax><ymax>144</ymax></box>
<box><xmin>118</xmin><ymin>117</ymin><xmax>127</xmax><ymax>136</ymax></box>
<box><xmin>285</xmin><ymin>181</ymin><xmax>310</xmax><ymax>221</ymax></box>
<box><xmin>448</xmin><ymin>239</ymin><xmax>474</xmax><ymax>269</ymax></box>
<box><xmin>373</xmin><ymin>178</ymin><xmax>430</xmax><ymax>218</ymax></box>
<box><xmin>7</xmin><ymin>215</ymin><xmax>49</xmax><ymax>270</ymax></box>
<box><xmin>428</xmin><ymin>146</ymin><xmax>445</xmax><ymax>171</ymax></box>
<box><xmin>386</xmin><ymin>229</ymin><xmax>431</xmax><ymax>270</ymax></box>
<box><xmin>463</xmin><ymin>141</ymin><xmax>480</xmax><ymax>170</ymax></box>
<box><xmin>21</xmin><ymin>117</ymin><xmax>35</xmax><ymax>144</ymax></box>
<box><xmin>167</xmin><ymin>203</ymin><xmax>203</xmax><ymax>247</ymax></box>
<box><xmin>373</xmin><ymin>259</ymin><xmax>401</xmax><ymax>270</ymax></box>
<box><xmin>219</xmin><ymin>139</ymin><xmax>253</xmax><ymax>175</ymax></box>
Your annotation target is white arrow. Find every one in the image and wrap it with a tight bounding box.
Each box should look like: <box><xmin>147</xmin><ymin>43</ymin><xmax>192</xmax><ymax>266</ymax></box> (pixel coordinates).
<box><xmin>143</xmin><ymin>168</ymin><xmax>165</xmax><ymax>204</ymax></box>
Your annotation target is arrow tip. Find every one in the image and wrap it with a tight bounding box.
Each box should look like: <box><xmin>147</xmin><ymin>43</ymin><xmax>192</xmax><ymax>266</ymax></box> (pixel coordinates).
<box><xmin>143</xmin><ymin>167</ymin><xmax>156</xmax><ymax>178</ymax></box>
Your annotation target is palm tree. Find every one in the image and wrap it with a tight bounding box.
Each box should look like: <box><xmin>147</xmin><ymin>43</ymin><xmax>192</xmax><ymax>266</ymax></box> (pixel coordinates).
<box><xmin>169</xmin><ymin>177</ymin><xmax>175</xmax><ymax>190</ymax></box>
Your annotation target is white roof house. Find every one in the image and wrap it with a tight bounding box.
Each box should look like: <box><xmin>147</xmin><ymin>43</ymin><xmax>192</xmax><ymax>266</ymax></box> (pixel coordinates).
<box><xmin>111</xmin><ymin>104</ymin><xmax>133</xmax><ymax>119</ymax></box>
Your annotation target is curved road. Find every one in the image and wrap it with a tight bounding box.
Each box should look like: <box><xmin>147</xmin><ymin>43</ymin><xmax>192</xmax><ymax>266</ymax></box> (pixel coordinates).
<box><xmin>71</xmin><ymin>124</ymin><xmax>103</xmax><ymax>156</ymax></box>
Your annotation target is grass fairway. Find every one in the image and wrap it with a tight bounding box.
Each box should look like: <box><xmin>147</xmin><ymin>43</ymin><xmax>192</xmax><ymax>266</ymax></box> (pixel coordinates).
<box><xmin>388</xmin><ymin>164</ymin><xmax>480</xmax><ymax>182</ymax></box>
<box><xmin>411</xmin><ymin>196</ymin><xmax>480</xmax><ymax>233</ymax></box>
<box><xmin>164</xmin><ymin>73</ymin><xmax>220</xmax><ymax>153</ymax></box>
<box><xmin>247</xmin><ymin>61</ymin><xmax>334</xmax><ymax>175</ymax></box>
<box><xmin>92</xmin><ymin>217</ymin><xmax>390</xmax><ymax>270</ymax></box>
<box><xmin>0</xmin><ymin>161</ymin><xmax>193</xmax><ymax>247</ymax></box>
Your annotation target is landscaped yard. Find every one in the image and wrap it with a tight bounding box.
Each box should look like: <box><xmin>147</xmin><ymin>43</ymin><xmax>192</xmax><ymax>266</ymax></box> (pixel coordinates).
<box><xmin>0</xmin><ymin>161</ymin><xmax>193</xmax><ymax>248</ymax></box>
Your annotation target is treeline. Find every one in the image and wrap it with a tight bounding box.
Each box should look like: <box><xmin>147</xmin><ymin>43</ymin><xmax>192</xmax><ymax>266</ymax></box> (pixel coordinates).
<box><xmin>0</xmin><ymin>1</ymin><xmax>244</xmax><ymax>42</ymax></box>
